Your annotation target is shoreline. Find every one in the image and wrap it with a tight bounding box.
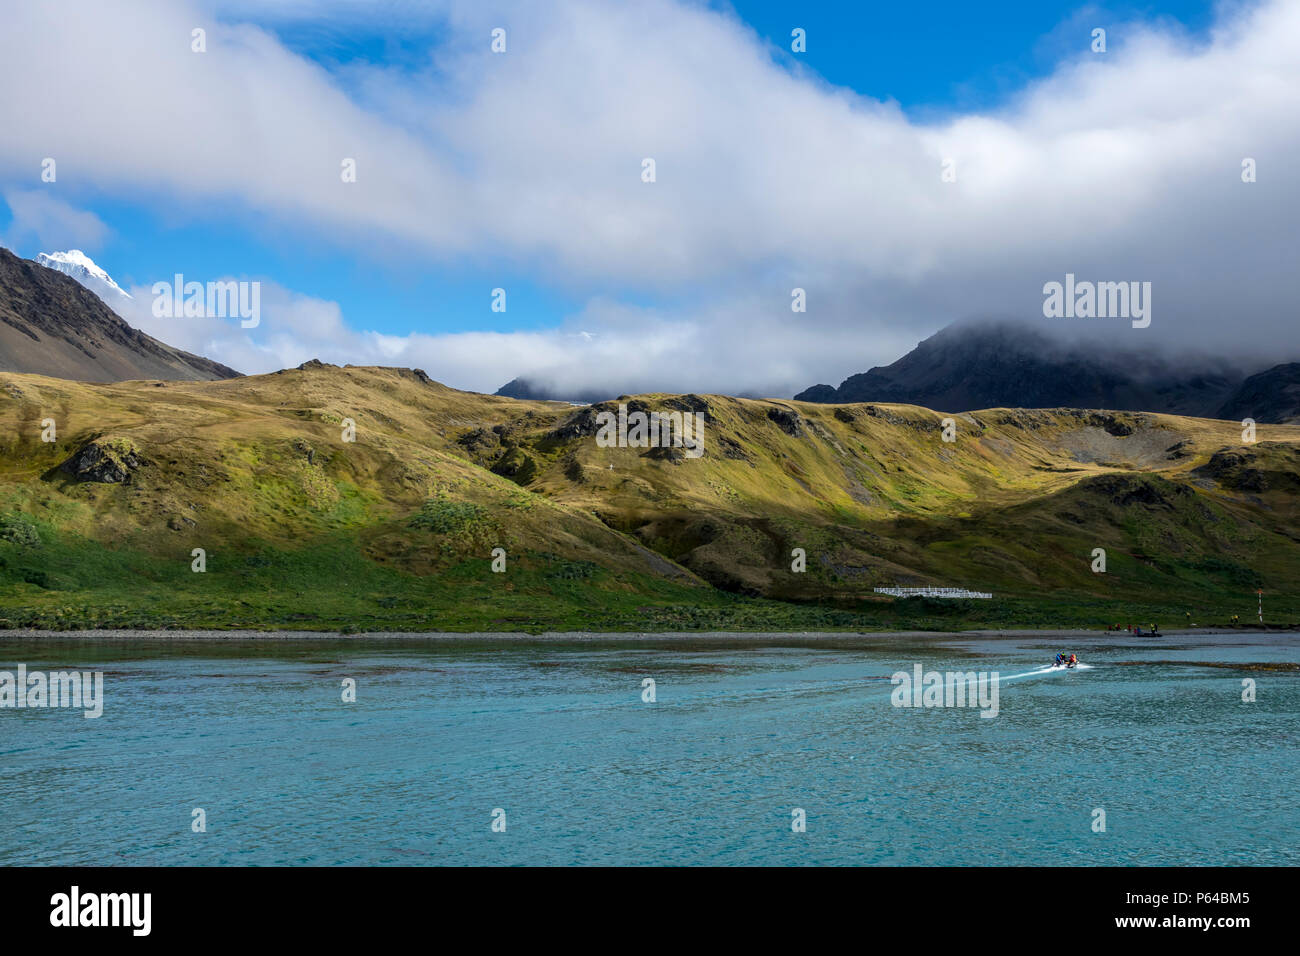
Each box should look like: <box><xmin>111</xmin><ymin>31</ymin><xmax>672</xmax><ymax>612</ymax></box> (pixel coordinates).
<box><xmin>0</xmin><ymin>627</ymin><xmax>1286</xmax><ymax>642</ymax></box>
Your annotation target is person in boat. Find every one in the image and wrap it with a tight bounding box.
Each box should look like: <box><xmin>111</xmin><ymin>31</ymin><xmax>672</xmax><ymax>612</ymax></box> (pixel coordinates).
<box><xmin>1055</xmin><ymin>653</ymin><xmax>1065</xmax><ymax>665</ymax></box>
<box><xmin>1068</xmin><ymin>654</ymin><xmax>1078</xmax><ymax>666</ymax></box>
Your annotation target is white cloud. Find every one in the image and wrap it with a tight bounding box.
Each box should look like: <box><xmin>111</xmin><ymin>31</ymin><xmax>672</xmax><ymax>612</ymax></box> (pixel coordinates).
<box><xmin>2</xmin><ymin>190</ymin><xmax>110</xmax><ymax>253</ymax></box>
<box><xmin>107</xmin><ymin>278</ymin><xmax>950</xmax><ymax>397</ymax></box>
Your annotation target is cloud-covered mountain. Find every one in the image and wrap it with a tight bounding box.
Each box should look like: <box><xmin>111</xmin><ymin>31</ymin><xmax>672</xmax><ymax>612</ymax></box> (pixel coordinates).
<box><xmin>0</xmin><ymin>247</ymin><xmax>240</xmax><ymax>382</ymax></box>
<box><xmin>494</xmin><ymin>377</ymin><xmax>615</xmax><ymax>405</ymax></box>
<box><xmin>795</xmin><ymin>320</ymin><xmax>1298</xmax><ymax>423</ymax></box>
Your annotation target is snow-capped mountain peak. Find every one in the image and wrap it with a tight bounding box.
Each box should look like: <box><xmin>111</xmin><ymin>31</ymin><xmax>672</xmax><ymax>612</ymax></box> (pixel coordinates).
<box><xmin>36</xmin><ymin>249</ymin><xmax>133</xmax><ymax>302</ymax></box>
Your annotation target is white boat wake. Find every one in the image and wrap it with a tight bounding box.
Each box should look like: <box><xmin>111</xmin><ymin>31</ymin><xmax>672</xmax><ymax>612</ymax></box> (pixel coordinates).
<box><xmin>994</xmin><ymin>662</ymin><xmax>1094</xmax><ymax>684</ymax></box>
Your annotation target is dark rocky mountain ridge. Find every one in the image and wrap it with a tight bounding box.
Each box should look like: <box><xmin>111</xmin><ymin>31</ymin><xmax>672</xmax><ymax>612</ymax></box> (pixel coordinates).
<box><xmin>0</xmin><ymin>247</ymin><xmax>240</xmax><ymax>382</ymax></box>
<box><xmin>795</xmin><ymin>320</ymin><xmax>1296</xmax><ymax>423</ymax></box>
<box><xmin>1215</xmin><ymin>362</ymin><xmax>1300</xmax><ymax>425</ymax></box>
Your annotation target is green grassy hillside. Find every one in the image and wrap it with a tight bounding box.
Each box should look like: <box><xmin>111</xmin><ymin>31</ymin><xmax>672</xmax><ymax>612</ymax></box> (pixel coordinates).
<box><xmin>2</xmin><ymin>363</ymin><xmax>1296</xmax><ymax>631</ymax></box>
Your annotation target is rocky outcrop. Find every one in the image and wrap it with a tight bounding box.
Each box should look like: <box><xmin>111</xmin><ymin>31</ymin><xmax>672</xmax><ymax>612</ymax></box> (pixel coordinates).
<box><xmin>1194</xmin><ymin>446</ymin><xmax>1300</xmax><ymax>493</ymax></box>
<box><xmin>59</xmin><ymin>438</ymin><xmax>147</xmax><ymax>483</ymax></box>
<box><xmin>766</xmin><ymin>406</ymin><xmax>804</xmax><ymax>436</ymax></box>
<box><xmin>663</xmin><ymin>394</ymin><xmax>715</xmax><ymax>423</ymax></box>
<box><xmin>550</xmin><ymin>404</ymin><xmax>610</xmax><ymax>439</ymax></box>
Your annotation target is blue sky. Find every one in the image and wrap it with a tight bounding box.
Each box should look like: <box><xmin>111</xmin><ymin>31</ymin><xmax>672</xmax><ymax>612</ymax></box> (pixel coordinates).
<box><xmin>1</xmin><ymin>0</ymin><xmax>1291</xmax><ymax>395</ymax></box>
<box><xmin>727</xmin><ymin>0</ymin><xmax>1218</xmax><ymax>111</ymax></box>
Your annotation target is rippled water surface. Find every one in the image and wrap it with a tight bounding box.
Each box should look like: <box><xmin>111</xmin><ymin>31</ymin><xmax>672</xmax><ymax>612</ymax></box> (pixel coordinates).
<box><xmin>1</xmin><ymin>633</ymin><xmax>1295</xmax><ymax>865</ymax></box>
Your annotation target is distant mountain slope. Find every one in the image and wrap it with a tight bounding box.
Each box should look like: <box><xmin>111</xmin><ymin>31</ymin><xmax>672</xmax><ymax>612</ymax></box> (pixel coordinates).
<box><xmin>1217</xmin><ymin>362</ymin><xmax>1300</xmax><ymax>425</ymax></box>
<box><xmin>0</xmin><ymin>247</ymin><xmax>240</xmax><ymax>382</ymax></box>
<box><xmin>795</xmin><ymin>321</ymin><xmax>1254</xmax><ymax>418</ymax></box>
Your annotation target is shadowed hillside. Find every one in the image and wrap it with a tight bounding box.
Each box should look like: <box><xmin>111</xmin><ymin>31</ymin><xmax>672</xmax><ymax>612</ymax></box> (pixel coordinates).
<box><xmin>2</xmin><ymin>361</ymin><xmax>1297</xmax><ymax>631</ymax></box>
<box><xmin>1216</xmin><ymin>362</ymin><xmax>1300</xmax><ymax>425</ymax></box>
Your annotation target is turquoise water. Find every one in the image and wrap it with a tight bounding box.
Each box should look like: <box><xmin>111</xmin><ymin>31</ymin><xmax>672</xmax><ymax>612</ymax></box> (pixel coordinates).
<box><xmin>1</xmin><ymin>633</ymin><xmax>1295</xmax><ymax>866</ymax></box>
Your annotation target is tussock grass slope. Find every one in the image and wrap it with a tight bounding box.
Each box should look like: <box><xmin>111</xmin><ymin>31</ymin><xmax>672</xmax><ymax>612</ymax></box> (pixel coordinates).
<box><xmin>2</xmin><ymin>364</ymin><xmax>1297</xmax><ymax>630</ymax></box>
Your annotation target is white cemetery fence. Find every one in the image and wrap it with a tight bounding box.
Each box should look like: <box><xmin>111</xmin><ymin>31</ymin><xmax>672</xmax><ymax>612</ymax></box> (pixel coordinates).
<box><xmin>874</xmin><ymin>587</ymin><xmax>994</xmax><ymax>599</ymax></box>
